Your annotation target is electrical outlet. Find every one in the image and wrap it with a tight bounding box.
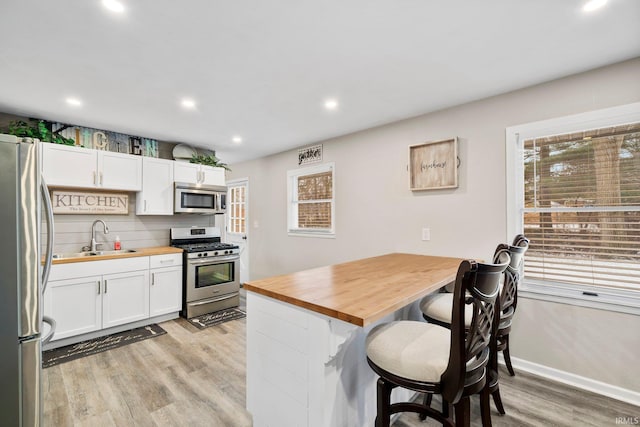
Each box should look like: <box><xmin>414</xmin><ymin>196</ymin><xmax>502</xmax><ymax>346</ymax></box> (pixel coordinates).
<box><xmin>422</xmin><ymin>228</ymin><xmax>431</xmax><ymax>241</ymax></box>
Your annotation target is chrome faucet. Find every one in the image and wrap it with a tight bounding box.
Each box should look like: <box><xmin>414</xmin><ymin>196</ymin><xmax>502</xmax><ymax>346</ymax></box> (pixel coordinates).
<box><xmin>90</xmin><ymin>220</ymin><xmax>109</xmax><ymax>252</ymax></box>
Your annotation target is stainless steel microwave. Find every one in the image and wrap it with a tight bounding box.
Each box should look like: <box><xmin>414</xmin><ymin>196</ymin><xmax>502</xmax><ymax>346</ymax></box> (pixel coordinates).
<box><xmin>174</xmin><ymin>183</ymin><xmax>226</xmax><ymax>214</ymax></box>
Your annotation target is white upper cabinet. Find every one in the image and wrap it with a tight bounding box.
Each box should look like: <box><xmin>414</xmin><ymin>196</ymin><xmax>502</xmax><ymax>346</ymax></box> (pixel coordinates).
<box><xmin>173</xmin><ymin>161</ymin><xmax>199</xmax><ymax>183</ymax></box>
<box><xmin>99</xmin><ymin>151</ymin><xmax>143</xmax><ymax>190</ymax></box>
<box><xmin>201</xmin><ymin>165</ymin><xmax>225</xmax><ymax>186</ymax></box>
<box><xmin>174</xmin><ymin>162</ymin><xmax>225</xmax><ymax>186</ymax></box>
<box><xmin>137</xmin><ymin>157</ymin><xmax>174</xmax><ymax>215</ymax></box>
<box><xmin>42</xmin><ymin>144</ymin><xmax>142</xmax><ymax>191</ymax></box>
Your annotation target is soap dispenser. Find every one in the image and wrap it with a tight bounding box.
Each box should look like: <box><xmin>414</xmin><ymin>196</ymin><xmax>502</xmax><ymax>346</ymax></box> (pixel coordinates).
<box><xmin>114</xmin><ymin>236</ymin><xmax>121</xmax><ymax>251</ymax></box>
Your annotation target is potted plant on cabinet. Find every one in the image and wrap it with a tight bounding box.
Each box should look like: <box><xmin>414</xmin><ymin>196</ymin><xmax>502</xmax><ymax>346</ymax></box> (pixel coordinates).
<box><xmin>5</xmin><ymin>119</ymin><xmax>75</xmax><ymax>145</ymax></box>
<box><xmin>190</xmin><ymin>152</ymin><xmax>231</xmax><ymax>171</ymax></box>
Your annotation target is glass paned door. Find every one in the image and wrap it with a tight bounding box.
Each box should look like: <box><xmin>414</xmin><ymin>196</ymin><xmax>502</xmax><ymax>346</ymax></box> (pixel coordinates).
<box><xmin>227</xmin><ymin>179</ymin><xmax>249</xmax><ymax>284</ymax></box>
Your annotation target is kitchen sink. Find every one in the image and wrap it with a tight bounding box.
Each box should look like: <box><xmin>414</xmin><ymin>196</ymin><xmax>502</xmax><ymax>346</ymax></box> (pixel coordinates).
<box><xmin>52</xmin><ymin>249</ymin><xmax>137</xmax><ymax>259</ymax></box>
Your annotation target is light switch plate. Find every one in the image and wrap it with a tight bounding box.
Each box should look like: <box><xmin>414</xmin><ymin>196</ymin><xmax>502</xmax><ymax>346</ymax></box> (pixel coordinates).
<box><xmin>422</xmin><ymin>228</ymin><xmax>431</xmax><ymax>241</ymax></box>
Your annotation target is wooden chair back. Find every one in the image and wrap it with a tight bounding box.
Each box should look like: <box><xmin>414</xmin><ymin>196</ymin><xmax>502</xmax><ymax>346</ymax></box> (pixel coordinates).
<box><xmin>441</xmin><ymin>252</ymin><xmax>510</xmax><ymax>404</ymax></box>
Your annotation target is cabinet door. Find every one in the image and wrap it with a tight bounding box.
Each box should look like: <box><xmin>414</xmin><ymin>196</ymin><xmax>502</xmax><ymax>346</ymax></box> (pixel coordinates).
<box><xmin>136</xmin><ymin>157</ymin><xmax>174</xmax><ymax>215</ymax></box>
<box><xmin>43</xmin><ymin>276</ymin><xmax>102</xmax><ymax>340</ymax></box>
<box><xmin>200</xmin><ymin>165</ymin><xmax>225</xmax><ymax>186</ymax></box>
<box><xmin>102</xmin><ymin>270</ymin><xmax>150</xmax><ymax>329</ymax></box>
<box><xmin>99</xmin><ymin>151</ymin><xmax>142</xmax><ymax>191</ymax></box>
<box><xmin>41</xmin><ymin>144</ymin><xmax>97</xmax><ymax>187</ymax></box>
<box><xmin>150</xmin><ymin>266</ymin><xmax>183</xmax><ymax>316</ymax></box>
<box><xmin>173</xmin><ymin>162</ymin><xmax>200</xmax><ymax>184</ymax></box>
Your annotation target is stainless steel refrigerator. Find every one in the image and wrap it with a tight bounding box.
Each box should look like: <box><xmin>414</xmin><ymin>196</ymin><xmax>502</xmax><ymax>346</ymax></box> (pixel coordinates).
<box><xmin>0</xmin><ymin>133</ymin><xmax>56</xmax><ymax>426</ymax></box>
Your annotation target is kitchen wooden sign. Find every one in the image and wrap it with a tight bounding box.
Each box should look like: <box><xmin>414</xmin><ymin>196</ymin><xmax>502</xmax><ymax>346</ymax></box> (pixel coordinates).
<box><xmin>51</xmin><ymin>190</ymin><xmax>129</xmax><ymax>215</ymax></box>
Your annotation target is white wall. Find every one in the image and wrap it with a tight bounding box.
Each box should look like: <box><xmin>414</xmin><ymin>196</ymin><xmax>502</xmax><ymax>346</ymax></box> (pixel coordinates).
<box><xmin>228</xmin><ymin>58</ymin><xmax>640</xmax><ymax>394</ymax></box>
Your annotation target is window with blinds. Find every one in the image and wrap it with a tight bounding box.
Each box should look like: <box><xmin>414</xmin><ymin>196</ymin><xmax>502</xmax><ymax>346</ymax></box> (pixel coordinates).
<box><xmin>522</xmin><ymin>123</ymin><xmax>640</xmax><ymax>291</ymax></box>
<box><xmin>287</xmin><ymin>163</ymin><xmax>335</xmax><ymax>236</ymax></box>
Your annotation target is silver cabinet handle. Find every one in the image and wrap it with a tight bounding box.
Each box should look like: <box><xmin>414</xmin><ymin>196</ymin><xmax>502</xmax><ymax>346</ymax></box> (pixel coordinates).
<box><xmin>160</xmin><ymin>259</ymin><xmax>174</xmax><ymax>264</ymax></box>
<box><xmin>97</xmin><ymin>280</ymin><xmax>101</xmax><ymax>294</ymax></box>
<box><xmin>151</xmin><ymin>273</ymin><xmax>155</xmax><ymax>286</ymax></box>
<box><xmin>93</xmin><ymin>171</ymin><xmax>97</xmax><ymax>185</ymax></box>
<box><xmin>104</xmin><ymin>280</ymin><xmax>108</xmax><ymax>293</ymax></box>
<box><xmin>100</xmin><ymin>172</ymin><xmax>103</xmax><ymax>185</ymax></box>
<box><xmin>144</xmin><ymin>200</ymin><xmax>148</xmax><ymax>212</ymax></box>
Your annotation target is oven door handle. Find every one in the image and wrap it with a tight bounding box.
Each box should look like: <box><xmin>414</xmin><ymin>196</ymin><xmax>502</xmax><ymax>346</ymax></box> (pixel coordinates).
<box><xmin>188</xmin><ymin>255</ymin><xmax>239</xmax><ymax>264</ymax></box>
<box><xmin>189</xmin><ymin>293</ymin><xmax>239</xmax><ymax>306</ymax></box>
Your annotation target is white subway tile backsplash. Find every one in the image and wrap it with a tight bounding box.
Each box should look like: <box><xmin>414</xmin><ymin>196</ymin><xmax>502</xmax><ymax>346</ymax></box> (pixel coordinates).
<box><xmin>43</xmin><ymin>192</ymin><xmax>222</xmax><ymax>253</ymax></box>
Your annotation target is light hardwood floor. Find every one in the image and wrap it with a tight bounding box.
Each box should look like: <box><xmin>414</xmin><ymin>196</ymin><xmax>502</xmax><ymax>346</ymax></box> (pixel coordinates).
<box><xmin>43</xmin><ymin>316</ymin><xmax>639</xmax><ymax>426</ymax></box>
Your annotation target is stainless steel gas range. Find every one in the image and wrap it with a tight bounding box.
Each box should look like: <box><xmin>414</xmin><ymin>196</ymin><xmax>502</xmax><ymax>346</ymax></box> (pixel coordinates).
<box><xmin>170</xmin><ymin>227</ymin><xmax>240</xmax><ymax>318</ymax></box>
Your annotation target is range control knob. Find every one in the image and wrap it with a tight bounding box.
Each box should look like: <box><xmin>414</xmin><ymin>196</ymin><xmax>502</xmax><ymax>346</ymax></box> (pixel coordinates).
<box><xmin>197</xmin><ymin>253</ymin><xmax>202</xmax><ymax>257</ymax></box>
<box><xmin>204</xmin><ymin>253</ymin><xmax>208</xmax><ymax>257</ymax></box>
<box><xmin>214</xmin><ymin>251</ymin><xmax>218</xmax><ymax>256</ymax></box>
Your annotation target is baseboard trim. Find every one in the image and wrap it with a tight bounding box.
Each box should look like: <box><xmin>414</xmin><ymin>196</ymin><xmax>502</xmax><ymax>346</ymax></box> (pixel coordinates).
<box><xmin>500</xmin><ymin>355</ymin><xmax>640</xmax><ymax>407</ymax></box>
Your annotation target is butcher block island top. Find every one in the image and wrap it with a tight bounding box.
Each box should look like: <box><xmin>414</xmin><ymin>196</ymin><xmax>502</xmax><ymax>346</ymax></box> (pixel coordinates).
<box><xmin>244</xmin><ymin>253</ymin><xmax>466</xmax><ymax>327</ymax></box>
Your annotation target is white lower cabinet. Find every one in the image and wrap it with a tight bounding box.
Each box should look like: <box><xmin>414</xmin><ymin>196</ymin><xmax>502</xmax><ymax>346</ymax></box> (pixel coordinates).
<box><xmin>44</xmin><ymin>255</ymin><xmax>181</xmax><ymax>343</ymax></box>
<box><xmin>102</xmin><ymin>270</ymin><xmax>150</xmax><ymax>329</ymax></box>
<box><xmin>44</xmin><ymin>276</ymin><xmax>102</xmax><ymax>340</ymax></box>
<box><xmin>149</xmin><ymin>254</ymin><xmax>183</xmax><ymax>316</ymax></box>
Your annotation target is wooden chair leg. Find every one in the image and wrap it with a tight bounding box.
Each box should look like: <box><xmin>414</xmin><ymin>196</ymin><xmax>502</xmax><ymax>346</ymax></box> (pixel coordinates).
<box><xmin>376</xmin><ymin>377</ymin><xmax>393</xmax><ymax>427</ymax></box>
<box><xmin>443</xmin><ymin>398</ymin><xmax>451</xmax><ymax>418</ymax></box>
<box><xmin>491</xmin><ymin>388</ymin><xmax>506</xmax><ymax>415</ymax></box>
<box><xmin>454</xmin><ymin>396</ymin><xmax>471</xmax><ymax>427</ymax></box>
<box><xmin>480</xmin><ymin>388</ymin><xmax>493</xmax><ymax>427</ymax></box>
<box><xmin>502</xmin><ymin>335</ymin><xmax>515</xmax><ymax>376</ymax></box>
<box><xmin>419</xmin><ymin>393</ymin><xmax>433</xmax><ymax>421</ymax></box>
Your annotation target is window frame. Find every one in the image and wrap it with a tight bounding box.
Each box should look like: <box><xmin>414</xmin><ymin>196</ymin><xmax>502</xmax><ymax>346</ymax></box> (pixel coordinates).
<box><xmin>287</xmin><ymin>162</ymin><xmax>336</xmax><ymax>238</ymax></box>
<box><xmin>506</xmin><ymin>102</ymin><xmax>640</xmax><ymax>315</ymax></box>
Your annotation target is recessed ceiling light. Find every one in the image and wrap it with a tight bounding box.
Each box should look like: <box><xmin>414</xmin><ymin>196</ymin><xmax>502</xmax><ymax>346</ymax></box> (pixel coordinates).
<box><xmin>232</xmin><ymin>136</ymin><xmax>242</xmax><ymax>144</ymax></box>
<box><xmin>180</xmin><ymin>98</ymin><xmax>197</xmax><ymax>110</ymax></box>
<box><xmin>583</xmin><ymin>0</ymin><xmax>607</xmax><ymax>12</ymax></box>
<box><xmin>65</xmin><ymin>97</ymin><xmax>82</xmax><ymax>107</ymax></box>
<box><xmin>324</xmin><ymin>99</ymin><xmax>339</xmax><ymax>110</ymax></box>
<box><xmin>102</xmin><ymin>0</ymin><xmax>125</xmax><ymax>13</ymax></box>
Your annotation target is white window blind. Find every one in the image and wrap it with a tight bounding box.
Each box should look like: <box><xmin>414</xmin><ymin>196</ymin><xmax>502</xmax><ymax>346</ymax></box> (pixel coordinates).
<box><xmin>522</xmin><ymin>122</ymin><xmax>640</xmax><ymax>292</ymax></box>
<box><xmin>287</xmin><ymin>163</ymin><xmax>335</xmax><ymax>237</ymax></box>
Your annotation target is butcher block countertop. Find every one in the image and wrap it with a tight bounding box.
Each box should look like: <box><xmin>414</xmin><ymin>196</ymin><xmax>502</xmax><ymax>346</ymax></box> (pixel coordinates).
<box><xmin>51</xmin><ymin>246</ymin><xmax>183</xmax><ymax>265</ymax></box>
<box><xmin>244</xmin><ymin>253</ymin><xmax>466</xmax><ymax>327</ymax></box>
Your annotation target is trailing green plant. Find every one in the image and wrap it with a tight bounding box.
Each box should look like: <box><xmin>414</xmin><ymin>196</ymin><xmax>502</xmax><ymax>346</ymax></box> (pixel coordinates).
<box><xmin>6</xmin><ymin>119</ymin><xmax>75</xmax><ymax>145</ymax></box>
<box><xmin>190</xmin><ymin>153</ymin><xmax>231</xmax><ymax>171</ymax></box>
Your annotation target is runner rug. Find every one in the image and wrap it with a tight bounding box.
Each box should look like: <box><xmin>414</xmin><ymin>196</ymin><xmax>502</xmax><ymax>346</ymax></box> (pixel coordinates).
<box><xmin>42</xmin><ymin>324</ymin><xmax>166</xmax><ymax>368</ymax></box>
<box><xmin>186</xmin><ymin>308</ymin><xmax>246</xmax><ymax>330</ymax></box>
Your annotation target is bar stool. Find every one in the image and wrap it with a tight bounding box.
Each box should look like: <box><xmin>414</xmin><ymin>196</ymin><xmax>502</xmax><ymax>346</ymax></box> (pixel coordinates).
<box><xmin>365</xmin><ymin>253</ymin><xmax>509</xmax><ymax>427</ymax></box>
<box><xmin>420</xmin><ymin>236</ymin><xmax>529</xmax><ymax>423</ymax></box>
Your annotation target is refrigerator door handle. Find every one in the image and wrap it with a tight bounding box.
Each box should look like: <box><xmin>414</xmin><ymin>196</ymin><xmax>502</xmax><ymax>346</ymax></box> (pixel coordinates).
<box><xmin>41</xmin><ymin>176</ymin><xmax>54</xmax><ymax>294</ymax></box>
<box><xmin>42</xmin><ymin>315</ymin><xmax>56</xmax><ymax>344</ymax></box>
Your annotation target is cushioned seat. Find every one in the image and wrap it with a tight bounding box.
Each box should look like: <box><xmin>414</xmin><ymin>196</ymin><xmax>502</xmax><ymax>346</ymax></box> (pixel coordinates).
<box><xmin>419</xmin><ymin>293</ymin><xmax>472</xmax><ymax>327</ymax></box>
<box><xmin>366</xmin><ymin>321</ymin><xmax>450</xmax><ymax>382</ymax></box>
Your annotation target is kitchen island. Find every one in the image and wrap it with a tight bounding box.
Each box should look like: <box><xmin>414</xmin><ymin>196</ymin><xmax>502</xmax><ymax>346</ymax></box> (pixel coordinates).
<box><xmin>244</xmin><ymin>253</ymin><xmax>465</xmax><ymax>427</ymax></box>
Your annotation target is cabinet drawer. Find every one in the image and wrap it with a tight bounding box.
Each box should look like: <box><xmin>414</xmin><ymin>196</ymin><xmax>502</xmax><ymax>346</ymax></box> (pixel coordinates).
<box><xmin>149</xmin><ymin>253</ymin><xmax>183</xmax><ymax>269</ymax></box>
<box><xmin>49</xmin><ymin>257</ymin><xmax>150</xmax><ymax>281</ymax></box>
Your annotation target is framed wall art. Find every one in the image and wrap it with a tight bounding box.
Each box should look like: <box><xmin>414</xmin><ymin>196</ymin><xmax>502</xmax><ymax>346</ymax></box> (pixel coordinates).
<box><xmin>409</xmin><ymin>137</ymin><xmax>458</xmax><ymax>191</ymax></box>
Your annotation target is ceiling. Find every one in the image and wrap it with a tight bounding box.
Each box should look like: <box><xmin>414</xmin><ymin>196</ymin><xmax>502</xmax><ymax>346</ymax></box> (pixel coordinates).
<box><xmin>1</xmin><ymin>1</ymin><xmax>639</xmax><ymax>164</ymax></box>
